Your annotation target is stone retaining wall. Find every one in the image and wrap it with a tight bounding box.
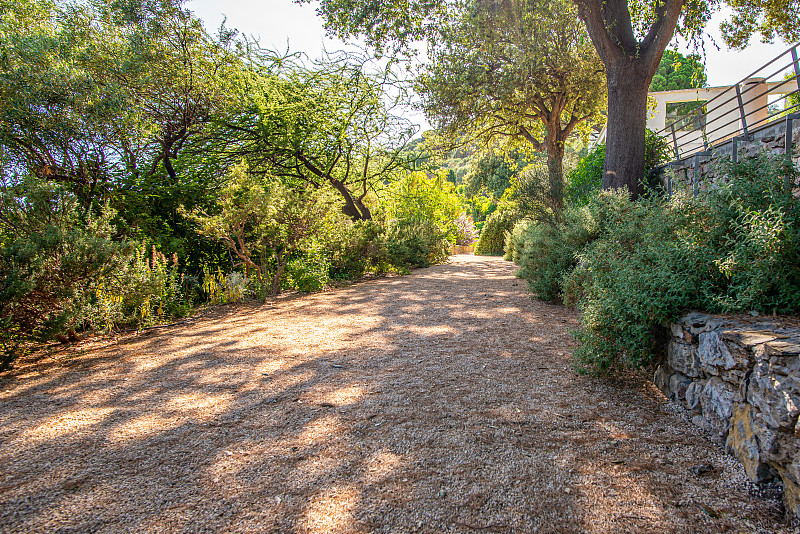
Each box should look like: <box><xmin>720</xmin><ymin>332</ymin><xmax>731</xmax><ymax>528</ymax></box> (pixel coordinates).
<box><xmin>655</xmin><ymin>312</ymin><xmax>800</xmax><ymax>516</ymax></box>
<box><xmin>667</xmin><ymin>117</ymin><xmax>800</xmax><ymax>192</ymax></box>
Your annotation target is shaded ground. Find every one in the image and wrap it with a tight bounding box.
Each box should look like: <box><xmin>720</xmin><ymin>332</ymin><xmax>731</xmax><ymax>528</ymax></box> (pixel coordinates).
<box><xmin>0</xmin><ymin>255</ymin><xmax>793</xmax><ymax>533</ymax></box>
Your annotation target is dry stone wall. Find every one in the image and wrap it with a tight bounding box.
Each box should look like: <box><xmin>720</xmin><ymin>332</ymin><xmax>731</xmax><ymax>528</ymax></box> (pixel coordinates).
<box><xmin>667</xmin><ymin>117</ymin><xmax>800</xmax><ymax>191</ymax></box>
<box><xmin>655</xmin><ymin>312</ymin><xmax>800</xmax><ymax>516</ymax></box>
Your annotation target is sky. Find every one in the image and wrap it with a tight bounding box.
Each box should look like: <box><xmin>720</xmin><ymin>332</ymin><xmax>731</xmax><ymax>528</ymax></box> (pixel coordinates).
<box><xmin>186</xmin><ymin>0</ymin><xmax>355</xmax><ymax>57</ymax></box>
<box><xmin>186</xmin><ymin>0</ymin><xmax>797</xmax><ymax>129</ymax></box>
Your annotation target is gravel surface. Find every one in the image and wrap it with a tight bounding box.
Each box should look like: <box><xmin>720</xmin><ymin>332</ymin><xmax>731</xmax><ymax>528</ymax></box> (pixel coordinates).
<box><xmin>0</xmin><ymin>255</ymin><xmax>795</xmax><ymax>533</ymax></box>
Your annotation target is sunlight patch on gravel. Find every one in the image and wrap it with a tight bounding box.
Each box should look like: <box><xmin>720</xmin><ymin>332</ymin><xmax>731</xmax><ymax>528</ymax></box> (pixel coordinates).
<box><xmin>363</xmin><ymin>450</ymin><xmax>405</xmax><ymax>484</ymax></box>
<box><xmin>300</xmin><ymin>485</ymin><xmax>361</xmax><ymax>533</ymax></box>
<box><xmin>107</xmin><ymin>413</ymin><xmax>182</xmax><ymax>443</ymax></box>
<box><xmin>166</xmin><ymin>392</ymin><xmax>233</xmax><ymax>417</ymax></box>
<box><xmin>294</xmin><ymin>414</ymin><xmax>349</xmax><ymax>446</ymax></box>
<box><xmin>24</xmin><ymin>407</ymin><xmax>116</xmax><ymax>441</ymax></box>
<box><xmin>315</xmin><ymin>385</ymin><xmax>366</xmax><ymax>407</ymax></box>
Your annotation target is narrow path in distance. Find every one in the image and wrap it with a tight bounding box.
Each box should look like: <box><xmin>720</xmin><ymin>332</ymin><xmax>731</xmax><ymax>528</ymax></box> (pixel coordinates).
<box><xmin>0</xmin><ymin>255</ymin><xmax>791</xmax><ymax>533</ymax></box>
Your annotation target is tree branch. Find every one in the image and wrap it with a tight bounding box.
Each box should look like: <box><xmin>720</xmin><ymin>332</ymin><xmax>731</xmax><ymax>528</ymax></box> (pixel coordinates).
<box><xmin>575</xmin><ymin>0</ymin><xmax>624</xmax><ymax>63</ymax></box>
<box><xmin>518</xmin><ymin>125</ymin><xmax>543</xmax><ymax>150</ymax></box>
<box><xmin>641</xmin><ymin>0</ymin><xmax>686</xmax><ymax>71</ymax></box>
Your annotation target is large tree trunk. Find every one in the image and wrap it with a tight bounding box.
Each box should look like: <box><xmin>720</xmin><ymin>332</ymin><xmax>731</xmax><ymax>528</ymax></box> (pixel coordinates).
<box><xmin>603</xmin><ymin>59</ymin><xmax>652</xmax><ymax>198</ymax></box>
<box><xmin>545</xmin><ymin>134</ymin><xmax>565</xmax><ymax>213</ymax></box>
<box><xmin>575</xmin><ymin>0</ymin><xmax>685</xmax><ymax>198</ymax></box>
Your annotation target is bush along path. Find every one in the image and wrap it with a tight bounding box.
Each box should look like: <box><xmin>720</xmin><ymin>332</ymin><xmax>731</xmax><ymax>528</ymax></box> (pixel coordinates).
<box><xmin>0</xmin><ymin>255</ymin><xmax>794</xmax><ymax>533</ymax></box>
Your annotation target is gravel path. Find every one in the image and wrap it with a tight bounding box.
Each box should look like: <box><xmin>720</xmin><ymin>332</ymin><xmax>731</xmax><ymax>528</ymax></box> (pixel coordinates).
<box><xmin>0</xmin><ymin>255</ymin><xmax>794</xmax><ymax>533</ymax></box>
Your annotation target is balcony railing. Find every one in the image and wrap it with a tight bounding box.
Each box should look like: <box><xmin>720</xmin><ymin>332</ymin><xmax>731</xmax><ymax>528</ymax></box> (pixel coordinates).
<box><xmin>652</xmin><ymin>42</ymin><xmax>800</xmax><ymax>163</ymax></box>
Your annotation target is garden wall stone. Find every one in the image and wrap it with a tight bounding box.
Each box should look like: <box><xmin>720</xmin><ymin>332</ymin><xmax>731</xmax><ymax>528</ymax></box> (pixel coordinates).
<box><xmin>667</xmin><ymin>117</ymin><xmax>800</xmax><ymax>192</ymax></box>
<box><xmin>654</xmin><ymin>312</ymin><xmax>800</xmax><ymax>517</ymax></box>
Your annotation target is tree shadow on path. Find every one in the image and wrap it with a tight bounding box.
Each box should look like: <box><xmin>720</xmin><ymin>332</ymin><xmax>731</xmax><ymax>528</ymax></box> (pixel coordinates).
<box><xmin>0</xmin><ymin>255</ymin><xmax>790</xmax><ymax>533</ymax></box>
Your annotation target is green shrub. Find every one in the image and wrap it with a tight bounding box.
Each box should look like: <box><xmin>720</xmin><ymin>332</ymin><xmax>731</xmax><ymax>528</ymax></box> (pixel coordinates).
<box><xmin>325</xmin><ymin>219</ymin><xmax>389</xmax><ymax>280</ymax></box>
<box><xmin>201</xmin><ymin>266</ymin><xmax>246</xmax><ymax>304</ymax></box>
<box><xmin>0</xmin><ymin>179</ymin><xmax>192</xmax><ymax>369</ymax></box>
<box><xmin>704</xmin><ymin>154</ymin><xmax>800</xmax><ymax>312</ymax></box>
<box><xmin>94</xmin><ymin>244</ymin><xmax>193</xmax><ymax>328</ymax></box>
<box><xmin>287</xmin><ymin>245</ymin><xmax>330</xmax><ymax>292</ymax></box>
<box><xmin>643</xmin><ymin>129</ymin><xmax>674</xmax><ymax>188</ymax></box>
<box><xmin>183</xmin><ymin>164</ymin><xmax>335</xmax><ymax>296</ymax></box>
<box><xmin>513</xmin><ymin>192</ymin><xmax>633</xmax><ymax>302</ymax></box>
<box><xmin>564</xmin><ymin>191</ymin><xmax>709</xmax><ymax>372</ymax></box>
<box><xmin>474</xmin><ymin>204</ymin><xmax>520</xmax><ymax>255</ymax></box>
<box><xmin>385</xmin><ymin>218</ymin><xmax>450</xmax><ymax>268</ymax></box>
<box><xmin>503</xmin><ymin>219</ymin><xmax>533</xmax><ymax>262</ymax></box>
<box><xmin>0</xmin><ymin>180</ymin><xmax>124</xmax><ymax>367</ymax></box>
<box><xmin>565</xmin><ymin>144</ymin><xmax>605</xmax><ymax>206</ymax></box>
<box><xmin>381</xmin><ymin>169</ymin><xmax>465</xmax><ymax>266</ymax></box>
<box><xmin>557</xmin><ymin>154</ymin><xmax>800</xmax><ymax>374</ymax></box>
<box><xmin>384</xmin><ymin>170</ymin><xmax>463</xmax><ymax>240</ymax></box>
<box><xmin>509</xmin><ymin>163</ymin><xmax>565</xmax><ymax>223</ymax></box>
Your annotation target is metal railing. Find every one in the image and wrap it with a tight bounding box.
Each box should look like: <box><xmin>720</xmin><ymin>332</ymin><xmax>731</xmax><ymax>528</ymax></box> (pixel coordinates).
<box><xmin>656</xmin><ymin>42</ymin><xmax>800</xmax><ymax>195</ymax></box>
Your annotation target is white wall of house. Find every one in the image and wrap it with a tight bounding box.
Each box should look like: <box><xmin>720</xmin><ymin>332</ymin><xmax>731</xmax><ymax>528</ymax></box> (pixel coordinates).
<box><xmin>648</xmin><ymin>78</ymin><xmax>794</xmax><ymax>156</ymax></box>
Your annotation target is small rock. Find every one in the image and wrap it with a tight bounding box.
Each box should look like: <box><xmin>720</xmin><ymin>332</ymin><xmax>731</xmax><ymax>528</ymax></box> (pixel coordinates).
<box><xmin>438</xmin><ymin>488</ymin><xmax>447</xmax><ymax>498</ymax></box>
<box><xmin>691</xmin><ymin>415</ymin><xmax>707</xmax><ymax>429</ymax></box>
<box><xmin>688</xmin><ymin>464</ymin><xmax>714</xmax><ymax>476</ymax></box>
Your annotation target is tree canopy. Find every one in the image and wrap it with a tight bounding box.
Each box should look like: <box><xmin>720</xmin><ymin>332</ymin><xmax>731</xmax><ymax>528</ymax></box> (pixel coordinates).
<box><xmin>649</xmin><ymin>50</ymin><xmax>707</xmax><ymax>92</ymax></box>
<box><xmin>298</xmin><ymin>0</ymin><xmax>800</xmax><ymax>197</ymax></box>
<box><xmin>206</xmin><ymin>51</ymin><xmax>416</xmax><ymax>221</ymax></box>
<box><xmin>417</xmin><ymin>0</ymin><xmax>606</xmax><ymax>209</ymax></box>
<box><xmin>301</xmin><ymin>0</ymin><xmax>799</xmax><ymax>53</ymax></box>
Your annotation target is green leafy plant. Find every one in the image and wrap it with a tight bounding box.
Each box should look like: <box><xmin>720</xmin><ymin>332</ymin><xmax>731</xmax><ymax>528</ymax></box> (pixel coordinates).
<box><xmin>0</xmin><ymin>179</ymin><xmax>185</xmax><ymax>368</ymax></box>
<box><xmin>704</xmin><ymin>154</ymin><xmax>800</xmax><ymax>312</ymax></box>
<box><xmin>503</xmin><ymin>220</ymin><xmax>532</xmax><ymax>263</ymax></box>
<box><xmin>564</xmin><ymin>191</ymin><xmax>708</xmax><ymax>372</ymax></box>
<box><xmin>324</xmin><ymin>219</ymin><xmax>389</xmax><ymax>280</ymax></box>
<box><xmin>385</xmin><ymin>219</ymin><xmax>450</xmax><ymax>268</ymax></box>
<box><xmin>525</xmin><ymin>154</ymin><xmax>800</xmax><ymax>374</ymax></box>
<box><xmin>201</xmin><ymin>266</ymin><xmax>250</xmax><ymax>304</ymax></box>
<box><xmin>184</xmin><ymin>164</ymin><xmax>335</xmax><ymax>296</ymax></box>
<box><xmin>565</xmin><ymin>130</ymin><xmax>672</xmax><ymax>206</ymax></box>
<box><xmin>382</xmin><ymin>169</ymin><xmax>464</xmax><ymax>266</ymax></box>
<box><xmin>286</xmin><ymin>244</ymin><xmax>331</xmax><ymax>292</ymax></box>
<box><xmin>565</xmin><ymin>144</ymin><xmax>606</xmax><ymax>207</ymax></box>
<box><xmin>649</xmin><ymin>50</ymin><xmax>707</xmax><ymax>92</ymax></box>
<box><xmin>383</xmin><ymin>170</ymin><xmax>464</xmax><ymax>240</ymax></box>
<box><xmin>92</xmin><ymin>244</ymin><xmax>192</xmax><ymax>329</ymax></box>
<box><xmin>474</xmin><ymin>203</ymin><xmax>521</xmax><ymax>256</ymax></box>
<box><xmin>512</xmin><ymin>192</ymin><xmax>631</xmax><ymax>301</ymax></box>
<box><xmin>512</xmin><ymin>163</ymin><xmax>565</xmax><ymax>223</ymax></box>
